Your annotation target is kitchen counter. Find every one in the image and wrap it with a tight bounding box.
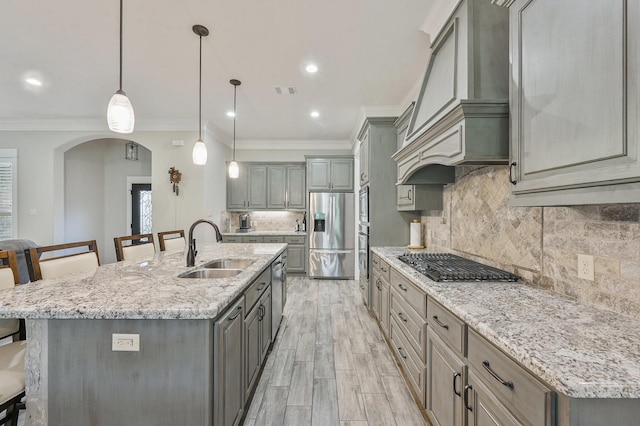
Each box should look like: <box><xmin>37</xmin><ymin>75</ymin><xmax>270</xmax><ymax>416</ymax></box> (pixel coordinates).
<box><xmin>373</xmin><ymin>246</ymin><xmax>640</xmax><ymax>399</ymax></box>
<box><xmin>0</xmin><ymin>243</ymin><xmax>286</xmax><ymax>320</ymax></box>
<box><xmin>222</xmin><ymin>230</ymin><xmax>307</xmax><ymax>236</ymax></box>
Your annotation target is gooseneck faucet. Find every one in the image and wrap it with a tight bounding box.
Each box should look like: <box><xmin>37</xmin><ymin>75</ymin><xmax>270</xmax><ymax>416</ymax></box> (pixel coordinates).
<box><xmin>187</xmin><ymin>219</ymin><xmax>224</xmax><ymax>266</ymax></box>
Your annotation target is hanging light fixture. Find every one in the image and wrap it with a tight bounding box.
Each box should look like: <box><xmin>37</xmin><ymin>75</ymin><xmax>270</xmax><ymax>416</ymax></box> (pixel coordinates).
<box><xmin>228</xmin><ymin>79</ymin><xmax>241</xmax><ymax>178</ymax></box>
<box><xmin>125</xmin><ymin>141</ymin><xmax>138</xmax><ymax>161</ymax></box>
<box><xmin>107</xmin><ymin>0</ymin><xmax>135</xmax><ymax>134</ymax></box>
<box><xmin>192</xmin><ymin>24</ymin><xmax>209</xmax><ymax>165</ymax></box>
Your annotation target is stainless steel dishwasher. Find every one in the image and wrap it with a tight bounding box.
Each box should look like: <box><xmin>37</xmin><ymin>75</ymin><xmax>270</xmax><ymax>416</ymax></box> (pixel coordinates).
<box><xmin>271</xmin><ymin>252</ymin><xmax>286</xmax><ymax>340</ymax></box>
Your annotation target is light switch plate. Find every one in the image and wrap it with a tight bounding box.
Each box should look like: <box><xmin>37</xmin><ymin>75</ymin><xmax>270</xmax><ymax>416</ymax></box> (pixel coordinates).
<box><xmin>112</xmin><ymin>333</ymin><xmax>140</xmax><ymax>351</ymax></box>
<box><xmin>577</xmin><ymin>254</ymin><xmax>595</xmax><ymax>281</ymax></box>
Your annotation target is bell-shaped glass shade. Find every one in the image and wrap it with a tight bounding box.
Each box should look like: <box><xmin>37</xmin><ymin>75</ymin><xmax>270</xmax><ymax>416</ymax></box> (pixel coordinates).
<box><xmin>192</xmin><ymin>139</ymin><xmax>207</xmax><ymax>165</ymax></box>
<box><xmin>228</xmin><ymin>160</ymin><xmax>239</xmax><ymax>178</ymax></box>
<box><xmin>107</xmin><ymin>90</ymin><xmax>135</xmax><ymax>134</ymax></box>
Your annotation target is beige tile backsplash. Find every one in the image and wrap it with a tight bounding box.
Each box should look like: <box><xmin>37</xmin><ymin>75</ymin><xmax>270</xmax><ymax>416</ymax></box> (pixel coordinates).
<box><xmin>423</xmin><ymin>165</ymin><xmax>640</xmax><ymax>319</ymax></box>
<box><xmin>221</xmin><ymin>211</ymin><xmax>305</xmax><ymax>233</ymax></box>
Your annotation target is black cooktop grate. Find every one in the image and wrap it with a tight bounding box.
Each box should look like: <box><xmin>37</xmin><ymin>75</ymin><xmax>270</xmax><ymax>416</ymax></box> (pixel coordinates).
<box><xmin>397</xmin><ymin>253</ymin><xmax>517</xmax><ymax>282</ymax></box>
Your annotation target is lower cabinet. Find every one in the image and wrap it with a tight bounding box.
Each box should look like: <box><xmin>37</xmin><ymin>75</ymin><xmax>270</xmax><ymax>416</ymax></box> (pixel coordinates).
<box><xmin>224</xmin><ymin>235</ymin><xmax>307</xmax><ymax>275</ymax></box>
<box><xmin>245</xmin><ymin>284</ymin><xmax>272</xmax><ymax>395</ymax></box>
<box><xmin>214</xmin><ymin>297</ymin><xmax>245</xmax><ymax>426</ymax></box>
<box><xmin>371</xmin><ymin>270</ymin><xmax>381</xmax><ymax>320</ymax></box>
<box><xmin>466</xmin><ymin>370</ymin><xmax>522</xmax><ymax>426</ymax></box>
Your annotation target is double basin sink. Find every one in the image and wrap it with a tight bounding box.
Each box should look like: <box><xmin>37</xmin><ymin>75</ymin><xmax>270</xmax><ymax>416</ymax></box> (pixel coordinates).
<box><xmin>178</xmin><ymin>258</ymin><xmax>254</xmax><ymax>279</ymax></box>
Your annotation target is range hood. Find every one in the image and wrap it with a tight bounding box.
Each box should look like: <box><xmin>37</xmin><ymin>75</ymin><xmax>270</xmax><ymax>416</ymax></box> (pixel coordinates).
<box><xmin>393</xmin><ymin>0</ymin><xmax>509</xmax><ymax>185</ymax></box>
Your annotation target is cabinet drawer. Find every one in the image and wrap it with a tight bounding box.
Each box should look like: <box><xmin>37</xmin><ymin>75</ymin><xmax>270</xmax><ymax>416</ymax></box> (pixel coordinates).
<box><xmin>427</xmin><ymin>298</ymin><xmax>466</xmax><ymax>356</ymax></box>
<box><xmin>243</xmin><ymin>236</ymin><xmax>264</xmax><ymax>243</ymax></box>
<box><xmin>223</xmin><ymin>236</ymin><xmax>241</xmax><ymax>243</ymax></box>
<box><xmin>378</xmin><ymin>259</ymin><xmax>390</xmax><ymax>282</ymax></box>
<box><xmin>390</xmin><ymin>316</ymin><xmax>426</xmax><ymax>406</ymax></box>
<box><xmin>390</xmin><ymin>269</ymin><xmax>426</xmax><ymax>317</ymax></box>
<box><xmin>467</xmin><ymin>329</ymin><xmax>554</xmax><ymax>426</ymax></box>
<box><xmin>263</xmin><ymin>236</ymin><xmax>284</xmax><ymax>243</ymax></box>
<box><xmin>390</xmin><ymin>288</ymin><xmax>426</xmax><ymax>361</ymax></box>
<box><xmin>284</xmin><ymin>235</ymin><xmax>306</xmax><ymax>244</ymax></box>
<box><xmin>245</xmin><ymin>267</ymin><xmax>271</xmax><ymax>313</ymax></box>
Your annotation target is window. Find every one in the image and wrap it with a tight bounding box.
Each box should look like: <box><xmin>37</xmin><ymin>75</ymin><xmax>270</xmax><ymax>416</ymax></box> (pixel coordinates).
<box><xmin>0</xmin><ymin>149</ymin><xmax>17</xmax><ymax>240</ymax></box>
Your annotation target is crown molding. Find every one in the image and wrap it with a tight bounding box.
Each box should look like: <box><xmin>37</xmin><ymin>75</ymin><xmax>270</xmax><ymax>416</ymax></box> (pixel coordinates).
<box><xmin>349</xmin><ymin>105</ymin><xmax>404</xmax><ymax>144</ymax></box>
<box><xmin>234</xmin><ymin>140</ymin><xmax>352</xmax><ymax>151</ymax></box>
<box><xmin>0</xmin><ymin>118</ymin><xmax>198</xmax><ymax>132</ymax></box>
<box><xmin>420</xmin><ymin>0</ymin><xmax>462</xmax><ymax>43</ymax></box>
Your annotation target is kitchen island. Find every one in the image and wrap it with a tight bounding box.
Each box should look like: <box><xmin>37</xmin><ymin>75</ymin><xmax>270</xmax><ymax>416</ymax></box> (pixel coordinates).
<box><xmin>0</xmin><ymin>243</ymin><xmax>286</xmax><ymax>426</ymax></box>
<box><xmin>373</xmin><ymin>247</ymin><xmax>640</xmax><ymax>425</ymax></box>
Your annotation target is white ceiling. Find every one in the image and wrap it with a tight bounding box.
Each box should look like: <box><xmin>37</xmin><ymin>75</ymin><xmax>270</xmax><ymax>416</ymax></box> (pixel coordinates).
<box><xmin>0</xmin><ymin>0</ymin><xmax>434</xmax><ymax>146</ymax></box>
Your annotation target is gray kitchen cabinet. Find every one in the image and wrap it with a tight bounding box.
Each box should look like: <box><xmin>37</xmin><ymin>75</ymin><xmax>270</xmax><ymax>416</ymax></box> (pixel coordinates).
<box><xmin>427</xmin><ymin>328</ymin><xmax>466</xmax><ymax>426</ymax></box>
<box><xmin>267</xmin><ymin>165</ymin><xmax>286</xmax><ymax>209</ymax></box>
<box><xmin>243</xmin><ymin>235</ymin><xmax>264</xmax><ymax>244</ymax></box>
<box><xmin>214</xmin><ymin>297</ymin><xmax>245</xmax><ymax>426</ymax></box>
<box><xmin>359</xmin><ymin>131</ymin><xmax>370</xmax><ymax>186</ymax></box>
<box><xmin>286</xmin><ymin>165</ymin><xmax>306</xmax><ymax>210</ymax></box>
<box><xmin>396</xmin><ymin>184</ymin><xmax>445</xmax><ymax>211</ymax></box>
<box><xmin>286</xmin><ymin>243</ymin><xmax>305</xmax><ymax>274</ymax></box>
<box><xmin>466</xmin><ymin>370</ymin><xmax>522</xmax><ymax>426</ymax></box>
<box><xmin>263</xmin><ymin>236</ymin><xmax>284</xmax><ymax>243</ymax></box>
<box><xmin>504</xmin><ymin>0</ymin><xmax>640</xmax><ymax>205</ymax></box>
<box><xmin>306</xmin><ymin>156</ymin><xmax>354</xmax><ymax>192</ymax></box>
<box><xmin>227</xmin><ymin>164</ymin><xmax>249</xmax><ymax>210</ymax></box>
<box><xmin>379</xmin><ymin>272</ymin><xmax>390</xmax><ymax>336</ymax></box>
<box><xmin>244</xmin><ymin>282</ymin><xmax>271</xmax><ymax>395</ymax></box>
<box><xmin>247</xmin><ymin>165</ymin><xmax>267</xmax><ymax>209</ymax></box>
<box><xmin>371</xmin><ymin>269</ymin><xmax>381</xmax><ymax>320</ymax></box>
<box><xmin>228</xmin><ymin>163</ymin><xmax>305</xmax><ymax>211</ymax></box>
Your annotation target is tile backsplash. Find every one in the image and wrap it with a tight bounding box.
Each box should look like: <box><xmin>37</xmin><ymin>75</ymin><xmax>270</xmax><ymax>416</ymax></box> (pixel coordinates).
<box><xmin>221</xmin><ymin>211</ymin><xmax>306</xmax><ymax>233</ymax></box>
<box><xmin>423</xmin><ymin>165</ymin><xmax>640</xmax><ymax>319</ymax></box>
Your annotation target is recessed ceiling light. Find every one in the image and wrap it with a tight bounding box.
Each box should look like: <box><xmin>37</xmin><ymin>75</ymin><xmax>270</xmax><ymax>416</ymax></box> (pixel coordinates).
<box><xmin>305</xmin><ymin>64</ymin><xmax>318</xmax><ymax>74</ymax></box>
<box><xmin>310</xmin><ymin>111</ymin><xmax>320</xmax><ymax>118</ymax></box>
<box><xmin>25</xmin><ymin>78</ymin><xmax>42</xmax><ymax>86</ymax></box>
<box><xmin>226</xmin><ymin>111</ymin><xmax>235</xmax><ymax>117</ymax></box>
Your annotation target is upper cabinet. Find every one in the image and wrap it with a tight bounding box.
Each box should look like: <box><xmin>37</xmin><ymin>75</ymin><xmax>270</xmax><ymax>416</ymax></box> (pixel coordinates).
<box><xmin>393</xmin><ymin>0</ymin><xmax>510</xmax><ymax>184</ymax></box>
<box><xmin>227</xmin><ymin>162</ymin><xmax>306</xmax><ymax>211</ymax></box>
<box><xmin>502</xmin><ymin>0</ymin><xmax>640</xmax><ymax>205</ymax></box>
<box><xmin>306</xmin><ymin>157</ymin><xmax>354</xmax><ymax>192</ymax></box>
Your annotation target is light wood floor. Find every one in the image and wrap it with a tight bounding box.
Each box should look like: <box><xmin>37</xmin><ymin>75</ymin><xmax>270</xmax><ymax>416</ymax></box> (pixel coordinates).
<box><xmin>243</xmin><ymin>277</ymin><xmax>428</xmax><ymax>426</ymax></box>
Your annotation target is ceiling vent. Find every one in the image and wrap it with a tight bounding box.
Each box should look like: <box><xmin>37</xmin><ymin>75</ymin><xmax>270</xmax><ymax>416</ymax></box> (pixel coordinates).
<box><xmin>274</xmin><ymin>86</ymin><xmax>297</xmax><ymax>95</ymax></box>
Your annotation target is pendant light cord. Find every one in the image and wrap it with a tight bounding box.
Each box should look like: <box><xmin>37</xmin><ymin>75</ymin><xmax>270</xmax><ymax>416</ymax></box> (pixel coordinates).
<box><xmin>198</xmin><ymin>34</ymin><xmax>203</xmax><ymax>141</ymax></box>
<box><xmin>119</xmin><ymin>0</ymin><xmax>123</xmax><ymax>91</ymax></box>
<box><xmin>232</xmin><ymin>84</ymin><xmax>237</xmax><ymax>160</ymax></box>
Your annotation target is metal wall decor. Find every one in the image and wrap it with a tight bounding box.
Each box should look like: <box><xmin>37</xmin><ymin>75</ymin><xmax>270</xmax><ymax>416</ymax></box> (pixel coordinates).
<box><xmin>168</xmin><ymin>167</ymin><xmax>182</xmax><ymax>195</ymax></box>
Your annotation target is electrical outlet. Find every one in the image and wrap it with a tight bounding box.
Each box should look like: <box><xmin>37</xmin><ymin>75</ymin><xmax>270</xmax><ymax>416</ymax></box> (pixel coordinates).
<box><xmin>577</xmin><ymin>254</ymin><xmax>594</xmax><ymax>281</ymax></box>
<box><xmin>112</xmin><ymin>333</ymin><xmax>140</xmax><ymax>351</ymax></box>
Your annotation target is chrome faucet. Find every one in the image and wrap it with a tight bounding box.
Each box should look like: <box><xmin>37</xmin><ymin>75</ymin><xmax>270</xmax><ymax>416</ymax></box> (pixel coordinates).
<box><xmin>187</xmin><ymin>219</ymin><xmax>223</xmax><ymax>266</ymax></box>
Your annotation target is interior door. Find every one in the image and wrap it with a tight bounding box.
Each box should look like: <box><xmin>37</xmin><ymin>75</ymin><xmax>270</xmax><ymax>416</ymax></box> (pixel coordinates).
<box><xmin>131</xmin><ymin>183</ymin><xmax>152</xmax><ymax>235</ymax></box>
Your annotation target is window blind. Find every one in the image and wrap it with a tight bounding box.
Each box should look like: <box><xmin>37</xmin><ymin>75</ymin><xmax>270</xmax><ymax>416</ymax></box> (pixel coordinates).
<box><xmin>0</xmin><ymin>158</ymin><xmax>15</xmax><ymax>239</ymax></box>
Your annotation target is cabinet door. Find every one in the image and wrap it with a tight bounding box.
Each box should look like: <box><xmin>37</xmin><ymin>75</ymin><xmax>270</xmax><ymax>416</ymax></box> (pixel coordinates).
<box><xmin>286</xmin><ymin>166</ymin><xmax>306</xmax><ymax>209</ymax></box>
<box><xmin>259</xmin><ymin>288</ymin><xmax>272</xmax><ymax>362</ymax></box>
<box><xmin>247</xmin><ymin>165</ymin><xmax>267</xmax><ymax>209</ymax></box>
<box><xmin>245</xmin><ymin>303</ymin><xmax>261</xmax><ymax>395</ymax></box>
<box><xmin>427</xmin><ymin>329</ymin><xmax>465</xmax><ymax>426</ymax></box>
<box><xmin>371</xmin><ymin>271</ymin><xmax>381</xmax><ymax>320</ymax></box>
<box><xmin>267</xmin><ymin>166</ymin><xmax>287</xmax><ymax>209</ymax></box>
<box><xmin>359</xmin><ymin>134</ymin><xmax>370</xmax><ymax>186</ymax></box>
<box><xmin>509</xmin><ymin>0</ymin><xmax>640</xmax><ymax>205</ymax></box>
<box><xmin>215</xmin><ymin>298</ymin><xmax>245</xmax><ymax>426</ymax></box>
<box><xmin>397</xmin><ymin>185</ymin><xmax>416</xmax><ymax>210</ymax></box>
<box><xmin>227</xmin><ymin>165</ymin><xmax>249</xmax><ymax>210</ymax></box>
<box><xmin>330</xmin><ymin>158</ymin><xmax>354</xmax><ymax>191</ymax></box>
<box><xmin>466</xmin><ymin>371</ymin><xmax>523</xmax><ymax>426</ymax></box>
<box><xmin>380</xmin><ymin>278</ymin><xmax>390</xmax><ymax>337</ymax></box>
<box><xmin>307</xmin><ymin>159</ymin><xmax>331</xmax><ymax>191</ymax></box>
<box><xmin>286</xmin><ymin>244</ymin><xmax>305</xmax><ymax>273</ymax></box>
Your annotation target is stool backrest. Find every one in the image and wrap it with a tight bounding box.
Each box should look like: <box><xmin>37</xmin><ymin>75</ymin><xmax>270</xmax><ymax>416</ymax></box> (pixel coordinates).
<box><xmin>157</xmin><ymin>230</ymin><xmax>186</xmax><ymax>253</ymax></box>
<box><xmin>114</xmin><ymin>234</ymin><xmax>155</xmax><ymax>262</ymax></box>
<box><xmin>26</xmin><ymin>240</ymin><xmax>100</xmax><ymax>281</ymax></box>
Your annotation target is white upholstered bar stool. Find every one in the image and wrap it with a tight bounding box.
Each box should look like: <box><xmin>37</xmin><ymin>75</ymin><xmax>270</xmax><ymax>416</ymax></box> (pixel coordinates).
<box><xmin>25</xmin><ymin>240</ymin><xmax>100</xmax><ymax>281</ymax></box>
<box><xmin>157</xmin><ymin>230</ymin><xmax>186</xmax><ymax>253</ymax></box>
<box><xmin>113</xmin><ymin>233</ymin><xmax>156</xmax><ymax>262</ymax></box>
<box><xmin>0</xmin><ymin>250</ymin><xmax>26</xmax><ymax>426</ymax></box>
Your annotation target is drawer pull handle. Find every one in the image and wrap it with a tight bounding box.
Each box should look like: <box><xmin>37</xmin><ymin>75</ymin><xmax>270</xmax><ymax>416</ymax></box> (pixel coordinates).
<box><xmin>509</xmin><ymin>162</ymin><xmax>517</xmax><ymax>185</ymax></box>
<box><xmin>463</xmin><ymin>385</ymin><xmax>473</xmax><ymax>412</ymax></box>
<box><xmin>397</xmin><ymin>312</ymin><xmax>408</xmax><ymax>323</ymax></box>
<box><xmin>256</xmin><ymin>283</ymin><xmax>266</xmax><ymax>291</ymax></box>
<box><xmin>381</xmin><ymin>266</ymin><xmax>387</xmax><ymax>272</ymax></box>
<box><xmin>453</xmin><ymin>372</ymin><xmax>461</xmax><ymax>396</ymax></box>
<box><xmin>432</xmin><ymin>315</ymin><xmax>449</xmax><ymax>330</ymax></box>
<box><xmin>482</xmin><ymin>360</ymin><xmax>515</xmax><ymax>389</ymax></box>
<box><xmin>228</xmin><ymin>306</ymin><xmax>242</xmax><ymax>321</ymax></box>
<box><xmin>398</xmin><ymin>283</ymin><xmax>408</xmax><ymax>291</ymax></box>
<box><xmin>397</xmin><ymin>347</ymin><xmax>408</xmax><ymax>359</ymax></box>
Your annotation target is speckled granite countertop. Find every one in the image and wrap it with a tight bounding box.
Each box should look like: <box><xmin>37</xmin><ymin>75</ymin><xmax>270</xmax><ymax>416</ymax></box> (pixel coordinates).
<box><xmin>222</xmin><ymin>230</ymin><xmax>307</xmax><ymax>236</ymax></box>
<box><xmin>373</xmin><ymin>247</ymin><xmax>640</xmax><ymax>399</ymax></box>
<box><xmin>0</xmin><ymin>243</ymin><xmax>286</xmax><ymax>321</ymax></box>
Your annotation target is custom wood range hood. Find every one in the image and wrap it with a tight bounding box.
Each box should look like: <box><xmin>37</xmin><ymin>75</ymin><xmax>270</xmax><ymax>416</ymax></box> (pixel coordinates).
<box><xmin>393</xmin><ymin>0</ymin><xmax>510</xmax><ymax>185</ymax></box>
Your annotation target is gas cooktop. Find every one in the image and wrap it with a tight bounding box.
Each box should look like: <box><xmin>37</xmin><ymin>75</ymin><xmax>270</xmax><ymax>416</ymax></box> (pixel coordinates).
<box><xmin>397</xmin><ymin>253</ymin><xmax>517</xmax><ymax>282</ymax></box>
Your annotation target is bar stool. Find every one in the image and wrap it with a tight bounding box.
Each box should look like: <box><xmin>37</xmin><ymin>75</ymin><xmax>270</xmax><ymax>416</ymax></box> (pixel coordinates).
<box><xmin>113</xmin><ymin>234</ymin><xmax>155</xmax><ymax>262</ymax></box>
<box><xmin>157</xmin><ymin>230</ymin><xmax>186</xmax><ymax>253</ymax></box>
<box><xmin>25</xmin><ymin>240</ymin><xmax>100</xmax><ymax>281</ymax></box>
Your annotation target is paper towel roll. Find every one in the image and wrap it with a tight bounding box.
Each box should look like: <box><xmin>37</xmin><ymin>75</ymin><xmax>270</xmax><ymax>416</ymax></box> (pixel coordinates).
<box><xmin>410</xmin><ymin>221</ymin><xmax>422</xmax><ymax>247</ymax></box>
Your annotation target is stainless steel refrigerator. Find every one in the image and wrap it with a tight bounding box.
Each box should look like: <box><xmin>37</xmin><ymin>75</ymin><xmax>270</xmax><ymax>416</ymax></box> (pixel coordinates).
<box><xmin>309</xmin><ymin>192</ymin><xmax>355</xmax><ymax>279</ymax></box>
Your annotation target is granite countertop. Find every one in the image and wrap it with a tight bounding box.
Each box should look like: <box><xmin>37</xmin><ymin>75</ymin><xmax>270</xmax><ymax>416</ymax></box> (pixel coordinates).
<box><xmin>0</xmin><ymin>243</ymin><xmax>286</xmax><ymax>321</ymax></box>
<box><xmin>222</xmin><ymin>230</ymin><xmax>307</xmax><ymax>236</ymax></box>
<box><xmin>373</xmin><ymin>246</ymin><xmax>640</xmax><ymax>400</ymax></box>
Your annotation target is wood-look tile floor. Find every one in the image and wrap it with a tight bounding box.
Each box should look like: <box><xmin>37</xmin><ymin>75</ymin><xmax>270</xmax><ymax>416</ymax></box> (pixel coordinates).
<box><xmin>243</xmin><ymin>277</ymin><xmax>428</xmax><ymax>426</ymax></box>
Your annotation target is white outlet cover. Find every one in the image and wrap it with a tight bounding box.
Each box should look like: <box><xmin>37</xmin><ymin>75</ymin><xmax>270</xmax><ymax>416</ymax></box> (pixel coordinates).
<box><xmin>112</xmin><ymin>333</ymin><xmax>140</xmax><ymax>351</ymax></box>
<box><xmin>577</xmin><ymin>254</ymin><xmax>595</xmax><ymax>281</ymax></box>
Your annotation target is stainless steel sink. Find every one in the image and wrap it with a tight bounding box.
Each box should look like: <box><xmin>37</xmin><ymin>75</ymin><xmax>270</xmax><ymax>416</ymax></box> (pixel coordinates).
<box><xmin>201</xmin><ymin>258</ymin><xmax>255</xmax><ymax>269</ymax></box>
<box><xmin>178</xmin><ymin>269</ymin><xmax>243</xmax><ymax>279</ymax></box>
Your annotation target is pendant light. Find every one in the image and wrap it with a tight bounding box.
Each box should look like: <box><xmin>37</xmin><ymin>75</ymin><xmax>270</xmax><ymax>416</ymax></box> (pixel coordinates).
<box><xmin>125</xmin><ymin>141</ymin><xmax>138</xmax><ymax>161</ymax></box>
<box><xmin>228</xmin><ymin>79</ymin><xmax>241</xmax><ymax>178</ymax></box>
<box><xmin>192</xmin><ymin>24</ymin><xmax>209</xmax><ymax>165</ymax></box>
<box><xmin>107</xmin><ymin>0</ymin><xmax>135</xmax><ymax>134</ymax></box>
